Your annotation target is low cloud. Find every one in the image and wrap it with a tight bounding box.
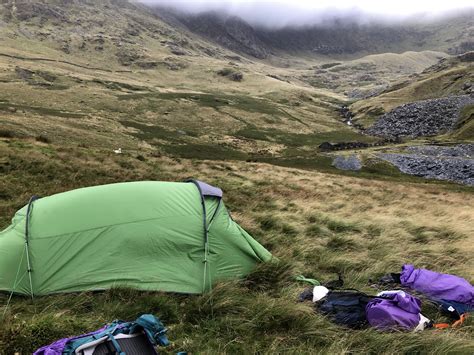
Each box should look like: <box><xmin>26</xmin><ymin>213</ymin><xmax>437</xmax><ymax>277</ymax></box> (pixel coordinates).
<box><xmin>139</xmin><ymin>0</ymin><xmax>474</xmax><ymax>28</ymax></box>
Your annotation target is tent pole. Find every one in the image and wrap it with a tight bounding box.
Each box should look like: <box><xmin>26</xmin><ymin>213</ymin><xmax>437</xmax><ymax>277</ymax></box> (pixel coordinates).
<box><xmin>186</xmin><ymin>180</ymin><xmax>222</xmax><ymax>294</ymax></box>
<box><xmin>187</xmin><ymin>180</ymin><xmax>210</xmax><ymax>293</ymax></box>
<box><xmin>25</xmin><ymin>241</ymin><xmax>34</xmax><ymax>300</ymax></box>
<box><xmin>202</xmin><ymin>243</ymin><xmax>209</xmax><ymax>293</ymax></box>
<box><xmin>25</xmin><ymin>196</ymin><xmax>38</xmax><ymax>299</ymax></box>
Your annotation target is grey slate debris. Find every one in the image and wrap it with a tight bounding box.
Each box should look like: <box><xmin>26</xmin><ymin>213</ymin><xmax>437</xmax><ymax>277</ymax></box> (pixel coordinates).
<box><xmin>332</xmin><ymin>155</ymin><xmax>362</xmax><ymax>171</ymax></box>
<box><xmin>366</xmin><ymin>95</ymin><xmax>474</xmax><ymax>138</ymax></box>
<box><xmin>406</xmin><ymin>144</ymin><xmax>474</xmax><ymax>158</ymax></box>
<box><xmin>378</xmin><ymin>144</ymin><xmax>474</xmax><ymax>186</ymax></box>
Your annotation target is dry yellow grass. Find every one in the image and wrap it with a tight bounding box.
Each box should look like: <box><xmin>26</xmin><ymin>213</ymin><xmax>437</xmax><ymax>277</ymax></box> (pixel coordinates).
<box><xmin>199</xmin><ymin>160</ymin><xmax>474</xmax><ymax>277</ymax></box>
<box><xmin>2</xmin><ymin>140</ymin><xmax>472</xmax><ymax>353</ymax></box>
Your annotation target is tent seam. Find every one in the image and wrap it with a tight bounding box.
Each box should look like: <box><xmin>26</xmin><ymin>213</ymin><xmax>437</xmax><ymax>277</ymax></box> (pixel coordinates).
<box><xmin>186</xmin><ymin>180</ymin><xmax>211</xmax><ymax>293</ymax></box>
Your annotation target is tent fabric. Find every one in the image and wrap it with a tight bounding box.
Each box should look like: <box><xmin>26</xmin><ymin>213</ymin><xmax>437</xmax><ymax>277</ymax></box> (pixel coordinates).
<box><xmin>0</xmin><ymin>181</ymin><xmax>272</xmax><ymax>296</ymax></box>
<box><xmin>191</xmin><ymin>180</ymin><xmax>223</xmax><ymax>198</ymax></box>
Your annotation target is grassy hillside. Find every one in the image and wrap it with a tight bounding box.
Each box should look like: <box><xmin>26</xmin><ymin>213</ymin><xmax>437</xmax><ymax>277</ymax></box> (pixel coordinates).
<box><xmin>0</xmin><ymin>0</ymin><xmax>387</xmax><ymax>169</ymax></box>
<box><xmin>0</xmin><ymin>0</ymin><xmax>451</xmax><ymax>164</ymax></box>
<box><xmin>300</xmin><ymin>50</ymin><xmax>448</xmax><ymax>97</ymax></box>
<box><xmin>452</xmin><ymin>104</ymin><xmax>474</xmax><ymax>140</ymax></box>
<box><xmin>0</xmin><ymin>139</ymin><xmax>473</xmax><ymax>354</ymax></box>
<box><xmin>350</xmin><ymin>54</ymin><xmax>474</xmax><ymax>136</ymax></box>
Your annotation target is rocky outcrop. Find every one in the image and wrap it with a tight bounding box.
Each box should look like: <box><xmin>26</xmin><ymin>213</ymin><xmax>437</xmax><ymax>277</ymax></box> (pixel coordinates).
<box><xmin>378</xmin><ymin>144</ymin><xmax>474</xmax><ymax>185</ymax></box>
<box><xmin>177</xmin><ymin>12</ymin><xmax>269</xmax><ymax>59</ymax></box>
<box><xmin>458</xmin><ymin>51</ymin><xmax>474</xmax><ymax>62</ymax></box>
<box><xmin>13</xmin><ymin>2</ymin><xmax>68</xmax><ymax>23</ymax></box>
<box><xmin>449</xmin><ymin>42</ymin><xmax>474</xmax><ymax>56</ymax></box>
<box><xmin>217</xmin><ymin>68</ymin><xmax>244</xmax><ymax>81</ymax></box>
<box><xmin>366</xmin><ymin>95</ymin><xmax>474</xmax><ymax>138</ymax></box>
<box><xmin>406</xmin><ymin>144</ymin><xmax>474</xmax><ymax>157</ymax></box>
<box><xmin>15</xmin><ymin>66</ymin><xmax>57</xmax><ymax>87</ymax></box>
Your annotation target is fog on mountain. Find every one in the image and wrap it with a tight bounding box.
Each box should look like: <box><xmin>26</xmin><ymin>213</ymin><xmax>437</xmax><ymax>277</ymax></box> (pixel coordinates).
<box><xmin>140</xmin><ymin>0</ymin><xmax>474</xmax><ymax>28</ymax></box>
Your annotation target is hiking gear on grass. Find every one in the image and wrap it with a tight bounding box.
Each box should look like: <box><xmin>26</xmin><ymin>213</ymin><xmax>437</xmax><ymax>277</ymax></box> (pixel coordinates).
<box><xmin>414</xmin><ymin>314</ymin><xmax>432</xmax><ymax>331</ymax></box>
<box><xmin>34</xmin><ymin>325</ymin><xmax>108</xmax><ymax>355</ymax></box>
<box><xmin>0</xmin><ymin>181</ymin><xmax>272</xmax><ymax>296</ymax></box>
<box><xmin>315</xmin><ymin>290</ymin><xmax>372</xmax><ymax>329</ymax></box>
<box><xmin>433</xmin><ymin>299</ymin><xmax>473</xmax><ymax>320</ymax></box>
<box><xmin>434</xmin><ymin>313</ymin><xmax>468</xmax><ymax>329</ymax></box>
<box><xmin>400</xmin><ymin>264</ymin><xmax>473</xmax><ymax>306</ymax></box>
<box><xmin>366</xmin><ymin>290</ymin><xmax>422</xmax><ymax>331</ymax></box>
<box><xmin>375</xmin><ymin>290</ymin><xmax>408</xmax><ymax>297</ymax></box>
<box><xmin>312</xmin><ymin>286</ymin><xmax>330</xmax><ymax>302</ymax></box>
<box><xmin>131</xmin><ymin>314</ymin><xmax>169</xmax><ymax>347</ymax></box>
<box><xmin>298</xmin><ymin>285</ymin><xmax>335</xmax><ymax>303</ymax></box>
<box><xmin>74</xmin><ymin>333</ymin><xmax>156</xmax><ymax>355</ymax></box>
<box><xmin>34</xmin><ymin>314</ymin><xmax>168</xmax><ymax>355</ymax></box>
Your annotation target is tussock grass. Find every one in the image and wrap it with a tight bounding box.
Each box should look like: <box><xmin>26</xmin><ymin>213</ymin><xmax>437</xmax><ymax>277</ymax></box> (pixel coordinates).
<box><xmin>0</xmin><ymin>129</ymin><xmax>17</xmax><ymax>138</ymax></box>
<box><xmin>0</xmin><ymin>141</ymin><xmax>473</xmax><ymax>353</ymax></box>
<box><xmin>326</xmin><ymin>236</ymin><xmax>358</xmax><ymax>251</ymax></box>
<box><xmin>306</xmin><ymin>212</ymin><xmax>361</xmax><ymax>234</ymax></box>
<box><xmin>305</xmin><ymin>224</ymin><xmax>329</xmax><ymax>237</ymax></box>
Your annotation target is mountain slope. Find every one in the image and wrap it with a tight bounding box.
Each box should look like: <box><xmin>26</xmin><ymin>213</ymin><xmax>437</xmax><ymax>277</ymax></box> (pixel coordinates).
<box><xmin>156</xmin><ymin>8</ymin><xmax>474</xmax><ymax>59</ymax></box>
<box><xmin>173</xmin><ymin>12</ymin><xmax>270</xmax><ymax>59</ymax></box>
<box><xmin>0</xmin><ymin>1</ymin><xmax>470</xmax><ymax>172</ymax></box>
<box><xmin>298</xmin><ymin>50</ymin><xmax>448</xmax><ymax>97</ymax></box>
<box><xmin>0</xmin><ymin>0</ymin><xmax>373</xmax><ymax>170</ymax></box>
<box><xmin>350</xmin><ymin>53</ymin><xmax>474</xmax><ymax>137</ymax></box>
<box><xmin>0</xmin><ymin>0</ymin><xmax>223</xmax><ymax>68</ymax></box>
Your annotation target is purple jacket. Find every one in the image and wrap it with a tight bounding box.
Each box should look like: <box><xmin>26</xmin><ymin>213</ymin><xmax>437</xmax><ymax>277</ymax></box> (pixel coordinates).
<box><xmin>400</xmin><ymin>264</ymin><xmax>474</xmax><ymax>306</ymax></box>
<box><xmin>366</xmin><ymin>292</ymin><xmax>421</xmax><ymax>330</ymax></box>
<box><xmin>33</xmin><ymin>326</ymin><xmax>107</xmax><ymax>355</ymax></box>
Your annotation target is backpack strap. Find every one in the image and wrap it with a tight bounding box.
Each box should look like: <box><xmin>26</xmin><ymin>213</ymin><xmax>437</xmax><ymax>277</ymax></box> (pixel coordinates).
<box><xmin>131</xmin><ymin>314</ymin><xmax>170</xmax><ymax>347</ymax></box>
<box><xmin>106</xmin><ymin>333</ymin><xmax>125</xmax><ymax>355</ymax></box>
<box><xmin>63</xmin><ymin>321</ymin><xmax>129</xmax><ymax>354</ymax></box>
<box><xmin>332</xmin><ymin>289</ymin><xmax>376</xmax><ymax>297</ymax></box>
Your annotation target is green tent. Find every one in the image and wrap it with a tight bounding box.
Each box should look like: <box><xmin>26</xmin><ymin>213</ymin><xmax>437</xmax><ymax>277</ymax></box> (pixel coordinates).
<box><xmin>0</xmin><ymin>181</ymin><xmax>271</xmax><ymax>297</ymax></box>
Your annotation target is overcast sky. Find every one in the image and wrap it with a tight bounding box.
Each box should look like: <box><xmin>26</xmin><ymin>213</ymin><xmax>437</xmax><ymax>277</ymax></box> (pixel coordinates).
<box><xmin>140</xmin><ymin>0</ymin><xmax>474</xmax><ymax>27</ymax></box>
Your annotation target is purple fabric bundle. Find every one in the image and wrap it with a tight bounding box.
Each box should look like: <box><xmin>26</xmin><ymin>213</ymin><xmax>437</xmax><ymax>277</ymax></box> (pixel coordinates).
<box><xmin>366</xmin><ymin>291</ymin><xmax>422</xmax><ymax>330</ymax></box>
<box><xmin>33</xmin><ymin>326</ymin><xmax>107</xmax><ymax>355</ymax></box>
<box><xmin>400</xmin><ymin>264</ymin><xmax>474</xmax><ymax>306</ymax></box>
